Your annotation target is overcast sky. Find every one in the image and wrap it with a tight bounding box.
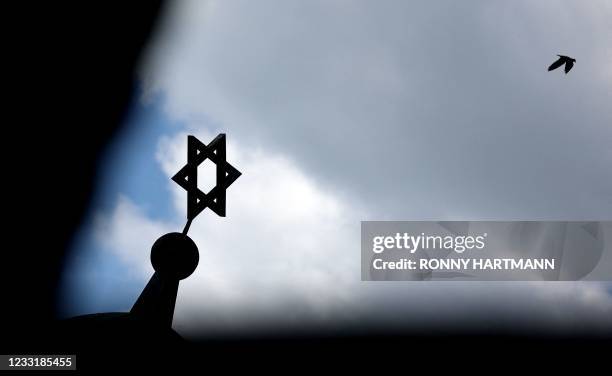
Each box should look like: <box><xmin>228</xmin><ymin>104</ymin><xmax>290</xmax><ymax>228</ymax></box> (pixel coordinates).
<box><xmin>62</xmin><ymin>0</ymin><xmax>612</xmax><ymax>337</ymax></box>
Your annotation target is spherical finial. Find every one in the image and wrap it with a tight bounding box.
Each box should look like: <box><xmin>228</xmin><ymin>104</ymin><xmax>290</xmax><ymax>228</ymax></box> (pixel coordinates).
<box><xmin>151</xmin><ymin>232</ymin><xmax>199</xmax><ymax>280</ymax></box>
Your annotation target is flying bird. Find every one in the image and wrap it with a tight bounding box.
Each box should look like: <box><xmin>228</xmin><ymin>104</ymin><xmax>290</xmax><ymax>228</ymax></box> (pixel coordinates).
<box><xmin>548</xmin><ymin>55</ymin><xmax>576</xmax><ymax>74</ymax></box>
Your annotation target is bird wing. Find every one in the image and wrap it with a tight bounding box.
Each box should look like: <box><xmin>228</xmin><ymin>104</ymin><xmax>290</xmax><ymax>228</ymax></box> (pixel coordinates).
<box><xmin>564</xmin><ymin>60</ymin><xmax>574</xmax><ymax>74</ymax></box>
<box><xmin>548</xmin><ymin>57</ymin><xmax>565</xmax><ymax>71</ymax></box>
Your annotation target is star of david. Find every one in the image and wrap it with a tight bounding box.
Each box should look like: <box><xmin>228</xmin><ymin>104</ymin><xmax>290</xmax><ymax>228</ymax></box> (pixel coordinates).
<box><xmin>172</xmin><ymin>134</ymin><xmax>241</xmax><ymax>222</ymax></box>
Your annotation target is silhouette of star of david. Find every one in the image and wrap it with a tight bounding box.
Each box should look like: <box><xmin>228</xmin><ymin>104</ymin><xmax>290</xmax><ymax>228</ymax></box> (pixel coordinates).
<box><xmin>172</xmin><ymin>134</ymin><xmax>241</xmax><ymax>222</ymax></box>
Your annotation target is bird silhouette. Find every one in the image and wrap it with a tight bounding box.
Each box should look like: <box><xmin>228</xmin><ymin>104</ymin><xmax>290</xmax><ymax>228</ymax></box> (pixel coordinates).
<box><xmin>548</xmin><ymin>55</ymin><xmax>576</xmax><ymax>74</ymax></box>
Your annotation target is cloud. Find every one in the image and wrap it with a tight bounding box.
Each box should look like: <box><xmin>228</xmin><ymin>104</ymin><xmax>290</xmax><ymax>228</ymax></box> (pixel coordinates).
<box><xmin>96</xmin><ymin>131</ymin><xmax>367</xmax><ymax>335</ymax></box>
<box><xmin>142</xmin><ymin>0</ymin><xmax>612</xmax><ymax>219</ymax></box>
<box><xmin>83</xmin><ymin>0</ymin><xmax>612</xmax><ymax>337</ymax></box>
<box><xmin>93</xmin><ymin>196</ymin><xmax>173</xmax><ymax>278</ymax></box>
<box><xmin>91</xmin><ymin>132</ymin><xmax>612</xmax><ymax>337</ymax></box>
<box><xmin>164</xmin><ymin>130</ymin><xmax>369</xmax><ymax>335</ymax></box>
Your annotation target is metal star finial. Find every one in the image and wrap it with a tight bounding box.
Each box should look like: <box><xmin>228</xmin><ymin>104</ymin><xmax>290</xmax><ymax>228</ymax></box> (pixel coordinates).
<box><xmin>172</xmin><ymin>134</ymin><xmax>241</xmax><ymax>234</ymax></box>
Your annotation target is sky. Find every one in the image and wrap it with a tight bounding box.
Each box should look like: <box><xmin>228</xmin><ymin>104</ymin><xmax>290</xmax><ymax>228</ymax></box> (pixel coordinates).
<box><xmin>61</xmin><ymin>0</ymin><xmax>612</xmax><ymax>338</ymax></box>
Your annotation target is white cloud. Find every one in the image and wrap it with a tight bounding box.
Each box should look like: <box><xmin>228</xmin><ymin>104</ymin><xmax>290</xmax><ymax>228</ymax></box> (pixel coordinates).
<box><xmin>86</xmin><ymin>0</ymin><xmax>612</xmax><ymax>336</ymax></box>
<box><xmin>141</xmin><ymin>0</ymin><xmax>612</xmax><ymax>219</ymax></box>
<box><xmin>161</xmin><ymin>131</ymin><xmax>367</xmax><ymax>335</ymax></box>
<box><xmin>94</xmin><ymin>196</ymin><xmax>173</xmax><ymax>278</ymax></box>
<box><xmin>96</xmin><ymin>131</ymin><xmax>367</xmax><ymax>335</ymax></box>
<box><xmin>90</xmin><ymin>132</ymin><xmax>612</xmax><ymax>338</ymax></box>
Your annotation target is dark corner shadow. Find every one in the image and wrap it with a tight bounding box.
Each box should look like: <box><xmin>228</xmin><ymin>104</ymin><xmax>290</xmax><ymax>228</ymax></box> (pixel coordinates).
<box><xmin>2</xmin><ymin>1</ymin><xmax>165</xmax><ymax>351</ymax></box>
